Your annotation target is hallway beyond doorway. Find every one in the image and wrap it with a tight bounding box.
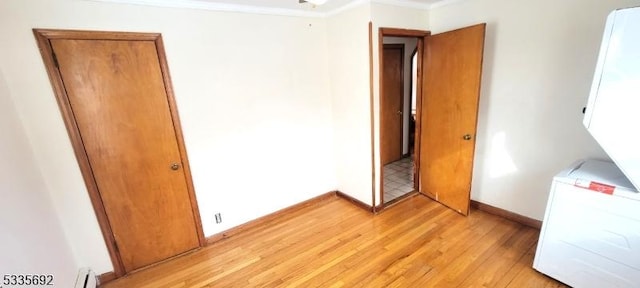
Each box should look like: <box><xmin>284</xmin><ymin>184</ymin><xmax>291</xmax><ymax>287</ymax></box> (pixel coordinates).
<box><xmin>383</xmin><ymin>156</ymin><xmax>414</xmax><ymax>203</ymax></box>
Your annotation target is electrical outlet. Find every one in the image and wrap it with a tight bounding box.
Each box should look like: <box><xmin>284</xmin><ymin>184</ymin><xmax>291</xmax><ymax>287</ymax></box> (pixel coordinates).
<box><xmin>214</xmin><ymin>213</ymin><xmax>222</xmax><ymax>224</ymax></box>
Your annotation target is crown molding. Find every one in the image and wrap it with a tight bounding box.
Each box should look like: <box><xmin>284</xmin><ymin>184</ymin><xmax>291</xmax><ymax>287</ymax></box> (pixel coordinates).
<box><xmin>83</xmin><ymin>0</ymin><xmax>326</xmax><ymax>18</ymax></box>
<box><xmin>428</xmin><ymin>0</ymin><xmax>467</xmax><ymax>9</ymax></box>
<box><xmin>82</xmin><ymin>0</ymin><xmax>464</xmax><ymax>18</ymax></box>
<box><xmin>371</xmin><ymin>0</ymin><xmax>430</xmax><ymax>11</ymax></box>
<box><xmin>325</xmin><ymin>0</ymin><xmax>368</xmax><ymax>17</ymax></box>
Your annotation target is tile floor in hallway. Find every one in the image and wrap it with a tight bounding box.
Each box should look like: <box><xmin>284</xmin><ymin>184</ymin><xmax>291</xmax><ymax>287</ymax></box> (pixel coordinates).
<box><xmin>383</xmin><ymin>156</ymin><xmax>414</xmax><ymax>203</ymax></box>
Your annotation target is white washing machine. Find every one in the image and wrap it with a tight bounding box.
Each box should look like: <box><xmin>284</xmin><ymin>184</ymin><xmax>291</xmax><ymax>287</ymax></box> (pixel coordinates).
<box><xmin>534</xmin><ymin>6</ymin><xmax>640</xmax><ymax>288</ymax></box>
<box><xmin>533</xmin><ymin>159</ymin><xmax>640</xmax><ymax>287</ymax></box>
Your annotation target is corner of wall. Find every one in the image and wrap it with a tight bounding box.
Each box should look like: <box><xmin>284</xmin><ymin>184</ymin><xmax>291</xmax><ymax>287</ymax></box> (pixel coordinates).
<box><xmin>0</xmin><ymin>66</ymin><xmax>79</xmax><ymax>287</ymax></box>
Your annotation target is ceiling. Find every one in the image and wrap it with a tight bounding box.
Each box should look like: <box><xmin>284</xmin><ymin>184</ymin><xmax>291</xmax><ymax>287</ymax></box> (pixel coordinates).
<box><xmin>192</xmin><ymin>0</ymin><xmax>447</xmax><ymax>14</ymax></box>
<box><xmin>89</xmin><ymin>0</ymin><xmax>450</xmax><ymax>17</ymax></box>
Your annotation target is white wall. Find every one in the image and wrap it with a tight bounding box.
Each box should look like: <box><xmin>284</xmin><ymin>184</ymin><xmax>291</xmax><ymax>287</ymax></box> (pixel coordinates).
<box><xmin>327</xmin><ymin>3</ymin><xmax>374</xmax><ymax>205</ymax></box>
<box><xmin>371</xmin><ymin>3</ymin><xmax>429</xmax><ymax>205</ymax></box>
<box><xmin>0</xmin><ymin>0</ymin><xmax>335</xmax><ymax>274</ymax></box>
<box><xmin>429</xmin><ymin>0</ymin><xmax>640</xmax><ymax>220</ymax></box>
<box><xmin>0</xmin><ymin>68</ymin><xmax>77</xmax><ymax>287</ymax></box>
<box><xmin>383</xmin><ymin>36</ymin><xmax>418</xmax><ymax>155</ymax></box>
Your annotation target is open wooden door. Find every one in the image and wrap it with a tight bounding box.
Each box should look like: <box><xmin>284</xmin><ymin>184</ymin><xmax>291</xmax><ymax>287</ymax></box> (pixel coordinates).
<box><xmin>419</xmin><ymin>24</ymin><xmax>486</xmax><ymax>215</ymax></box>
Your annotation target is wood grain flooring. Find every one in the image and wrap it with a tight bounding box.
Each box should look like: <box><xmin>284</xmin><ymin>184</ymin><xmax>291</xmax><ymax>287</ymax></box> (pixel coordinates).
<box><xmin>102</xmin><ymin>194</ymin><xmax>566</xmax><ymax>288</ymax></box>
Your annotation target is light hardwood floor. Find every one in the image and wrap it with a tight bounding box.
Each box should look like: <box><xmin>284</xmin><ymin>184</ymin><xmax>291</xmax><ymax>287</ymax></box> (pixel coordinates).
<box><xmin>103</xmin><ymin>194</ymin><xmax>566</xmax><ymax>288</ymax></box>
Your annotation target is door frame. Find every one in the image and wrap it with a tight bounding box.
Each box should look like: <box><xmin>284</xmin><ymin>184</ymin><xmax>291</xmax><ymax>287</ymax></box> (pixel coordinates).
<box><xmin>376</xmin><ymin>27</ymin><xmax>430</xmax><ymax>210</ymax></box>
<box><xmin>33</xmin><ymin>29</ymin><xmax>206</xmax><ymax>278</ymax></box>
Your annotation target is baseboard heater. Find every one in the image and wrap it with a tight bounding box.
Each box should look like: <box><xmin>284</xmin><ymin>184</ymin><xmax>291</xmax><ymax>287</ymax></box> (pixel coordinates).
<box><xmin>74</xmin><ymin>268</ymin><xmax>97</xmax><ymax>288</ymax></box>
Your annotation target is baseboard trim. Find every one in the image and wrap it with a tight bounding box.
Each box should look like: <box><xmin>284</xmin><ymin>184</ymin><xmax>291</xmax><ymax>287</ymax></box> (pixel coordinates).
<box><xmin>98</xmin><ymin>271</ymin><xmax>116</xmax><ymax>286</ymax></box>
<box><xmin>206</xmin><ymin>191</ymin><xmax>338</xmax><ymax>245</ymax></box>
<box><xmin>336</xmin><ymin>191</ymin><xmax>374</xmax><ymax>213</ymax></box>
<box><xmin>471</xmin><ymin>200</ymin><xmax>542</xmax><ymax>229</ymax></box>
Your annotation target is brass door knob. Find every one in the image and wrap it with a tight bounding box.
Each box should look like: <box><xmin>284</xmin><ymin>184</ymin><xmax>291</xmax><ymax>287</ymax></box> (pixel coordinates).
<box><xmin>463</xmin><ymin>134</ymin><xmax>472</xmax><ymax>141</ymax></box>
<box><xmin>170</xmin><ymin>163</ymin><xmax>180</xmax><ymax>171</ymax></box>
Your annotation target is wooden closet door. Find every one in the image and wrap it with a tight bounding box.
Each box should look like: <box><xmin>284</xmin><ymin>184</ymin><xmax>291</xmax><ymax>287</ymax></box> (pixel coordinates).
<box><xmin>51</xmin><ymin>39</ymin><xmax>200</xmax><ymax>272</ymax></box>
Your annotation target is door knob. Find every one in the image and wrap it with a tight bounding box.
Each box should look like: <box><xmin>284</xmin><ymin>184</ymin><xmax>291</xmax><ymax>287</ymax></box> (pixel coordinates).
<box><xmin>170</xmin><ymin>163</ymin><xmax>181</xmax><ymax>171</ymax></box>
<box><xmin>463</xmin><ymin>134</ymin><xmax>472</xmax><ymax>141</ymax></box>
<box><xmin>397</xmin><ymin>110</ymin><xmax>403</xmax><ymax>115</ymax></box>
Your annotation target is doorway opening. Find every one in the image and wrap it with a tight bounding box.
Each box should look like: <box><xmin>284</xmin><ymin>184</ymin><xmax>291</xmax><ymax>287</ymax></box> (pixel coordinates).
<box><xmin>376</xmin><ymin>25</ymin><xmax>486</xmax><ymax>214</ymax></box>
<box><xmin>378</xmin><ymin>28</ymin><xmax>429</xmax><ymax>208</ymax></box>
<box><xmin>381</xmin><ymin>41</ymin><xmax>417</xmax><ymax>204</ymax></box>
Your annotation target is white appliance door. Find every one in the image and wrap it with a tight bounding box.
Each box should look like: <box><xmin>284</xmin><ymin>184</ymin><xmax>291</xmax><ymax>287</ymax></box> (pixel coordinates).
<box><xmin>584</xmin><ymin>7</ymin><xmax>640</xmax><ymax>190</ymax></box>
